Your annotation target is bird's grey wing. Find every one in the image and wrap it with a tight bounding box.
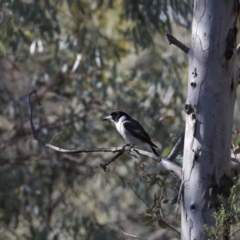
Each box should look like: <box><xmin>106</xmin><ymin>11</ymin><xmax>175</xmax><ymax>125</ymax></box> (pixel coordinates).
<box><xmin>123</xmin><ymin>120</ymin><xmax>158</xmax><ymax>148</ymax></box>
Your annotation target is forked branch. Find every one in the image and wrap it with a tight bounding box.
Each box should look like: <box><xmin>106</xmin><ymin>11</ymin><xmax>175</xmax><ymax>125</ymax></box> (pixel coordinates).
<box><xmin>28</xmin><ymin>89</ymin><xmax>182</xmax><ymax>178</ymax></box>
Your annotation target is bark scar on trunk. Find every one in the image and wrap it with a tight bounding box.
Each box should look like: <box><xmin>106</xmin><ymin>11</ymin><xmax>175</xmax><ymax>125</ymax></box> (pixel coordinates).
<box><xmin>225</xmin><ymin>27</ymin><xmax>237</xmax><ymax>60</ymax></box>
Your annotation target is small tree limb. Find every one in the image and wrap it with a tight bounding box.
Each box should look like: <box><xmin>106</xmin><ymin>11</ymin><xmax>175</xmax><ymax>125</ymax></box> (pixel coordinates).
<box><xmin>120</xmin><ymin>229</ymin><xmax>147</xmax><ymax>240</ymax></box>
<box><xmin>167</xmin><ymin>133</ymin><xmax>184</xmax><ymax>161</ymax></box>
<box><xmin>100</xmin><ymin>147</ymin><xmax>125</xmax><ymax>171</ymax></box>
<box><xmin>166</xmin><ymin>33</ymin><xmax>189</xmax><ymax>54</ymax></box>
<box><xmin>28</xmin><ymin>89</ymin><xmax>182</xmax><ymax>178</ymax></box>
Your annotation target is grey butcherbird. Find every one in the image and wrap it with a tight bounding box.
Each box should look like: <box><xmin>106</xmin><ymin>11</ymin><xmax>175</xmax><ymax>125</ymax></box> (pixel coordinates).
<box><xmin>103</xmin><ymin>111</ymin><xmax>159</xmax><ymax>156</ymax></box>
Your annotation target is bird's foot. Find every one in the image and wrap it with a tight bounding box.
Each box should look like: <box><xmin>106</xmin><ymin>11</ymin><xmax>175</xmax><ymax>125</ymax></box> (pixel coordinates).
<box><xmin>123</xmin><ymin>143</ymin><xmax>135</xmax><ymax>153</ymax></box>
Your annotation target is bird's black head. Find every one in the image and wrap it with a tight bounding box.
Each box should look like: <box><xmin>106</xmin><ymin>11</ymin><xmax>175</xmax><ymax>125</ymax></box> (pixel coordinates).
<box><xmin>103</xmin><ymin>111</ymin><xmax>130</xmax><ymax>122</ymax></box>
<box><xmin>110</xmin><ymin>111</ymin><xmax>130</xmax><ymax>122</ymax></box>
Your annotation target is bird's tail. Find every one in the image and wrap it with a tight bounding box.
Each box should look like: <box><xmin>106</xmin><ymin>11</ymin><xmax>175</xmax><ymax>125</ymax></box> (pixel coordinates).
<box><xmin>151</xmin><ymin>147</ymin><xmax>159</xmax><ymax>157</ymax></box>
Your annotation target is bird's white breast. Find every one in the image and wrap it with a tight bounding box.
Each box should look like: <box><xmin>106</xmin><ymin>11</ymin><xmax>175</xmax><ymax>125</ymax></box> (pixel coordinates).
<box><xmin>115</xmin><ymin>116</ymin><xmax>144</xmax><ymax>146</ymax></box>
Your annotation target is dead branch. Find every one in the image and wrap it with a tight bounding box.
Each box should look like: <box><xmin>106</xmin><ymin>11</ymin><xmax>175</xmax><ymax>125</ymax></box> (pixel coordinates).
<box><xmin>167</xmin><ymin>133</ymin><xmax>184</xmax><ymax>161</ymax></box>
<box><xmin>28</xmin><ymin>89</ymin><xmax>182</xmax><ymax>178</ymax></box>
<box><xmin>166</xmin><ymin>33</ymin><xmax>189</xmax><ymax>54</ymax></box>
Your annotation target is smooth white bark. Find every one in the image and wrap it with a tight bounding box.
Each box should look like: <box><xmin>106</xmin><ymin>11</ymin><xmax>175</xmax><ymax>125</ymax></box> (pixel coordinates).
<box><xmin>181</xmin><ymin>0</ymin><xmax>239</xmax><ymax>239</ymax></box>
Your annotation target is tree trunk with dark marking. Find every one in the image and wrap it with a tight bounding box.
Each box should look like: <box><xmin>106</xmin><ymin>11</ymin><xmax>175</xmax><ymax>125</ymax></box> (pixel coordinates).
<box><xmin>181</xmin><ymin>1</ymin><xmax>239</xmax><ymax>239</ymax></box>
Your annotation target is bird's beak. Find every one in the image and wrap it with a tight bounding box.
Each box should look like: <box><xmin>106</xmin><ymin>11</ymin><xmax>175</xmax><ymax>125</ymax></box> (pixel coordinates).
<box><xmin>102</xmin><ymin>116</ymin><xmax>112</xmax><ymax>121</ymax></box>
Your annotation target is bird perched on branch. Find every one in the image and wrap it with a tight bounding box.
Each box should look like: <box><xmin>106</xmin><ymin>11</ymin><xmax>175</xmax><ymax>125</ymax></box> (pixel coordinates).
<box><xmin>103</xmin><ymin>111</ymin><xmax>159</xmax><ymax>156</ymax></box>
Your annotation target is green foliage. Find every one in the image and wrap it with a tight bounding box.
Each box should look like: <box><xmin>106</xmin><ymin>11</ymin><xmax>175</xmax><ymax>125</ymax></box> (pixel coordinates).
<box><xmin>204</xmin><ymin>182</ymin><xmax>240</xmax><ymax>240</ymax></box>
<box><xmin>133</xmin><ymin>160</ymin><xmax>180</xmax><ymax>235</ymax></box>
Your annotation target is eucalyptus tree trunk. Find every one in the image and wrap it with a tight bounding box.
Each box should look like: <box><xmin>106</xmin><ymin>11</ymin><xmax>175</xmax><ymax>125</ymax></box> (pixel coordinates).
<box><xmin>181</xmin><ymin>0</ymin><xmax>239</xmax><ymax>239</ymax></box>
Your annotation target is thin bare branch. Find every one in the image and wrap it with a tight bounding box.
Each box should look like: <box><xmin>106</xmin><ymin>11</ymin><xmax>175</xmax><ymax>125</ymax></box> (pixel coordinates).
<box><xmin>100</xmin><ymin>147</ymin><xmax>125</xmax><ymax>171</ymax></box>
<box><xmin>167</xmin><ymin>133</ymin><xmax>184</xmax><ymax>161</ymax></box>
<box><xmin>120</xmin><ymin>229</ymin><xmax>147</xmax><ymax>240</ymax></box>
<box><xmin>28</xmin><ymin>89</ymin><xmax>41</xmax><ymax>141</ymax></box>
<box><xmin>28</xmin><ymin>89</ymin><xmax>182</xmax><ymax>178</ymax></box>
<box><xmin>128</xmin><ymin>180</ymin><xmax>152</xmax><ymax>210</ymax></box>
<box><xmin>166</xmin><ymin>33</ymin><xmax>189</xmax><ymax>54</ymax></box>
<box><xmin>49</xmin><ymin>131</ymin><xmax>63</xmax><ymax>144</ymax></box>
<box><xmin>132</xmin><ymin>148</ymin><xmax>182</xmax><ymax>178</ymax></box>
